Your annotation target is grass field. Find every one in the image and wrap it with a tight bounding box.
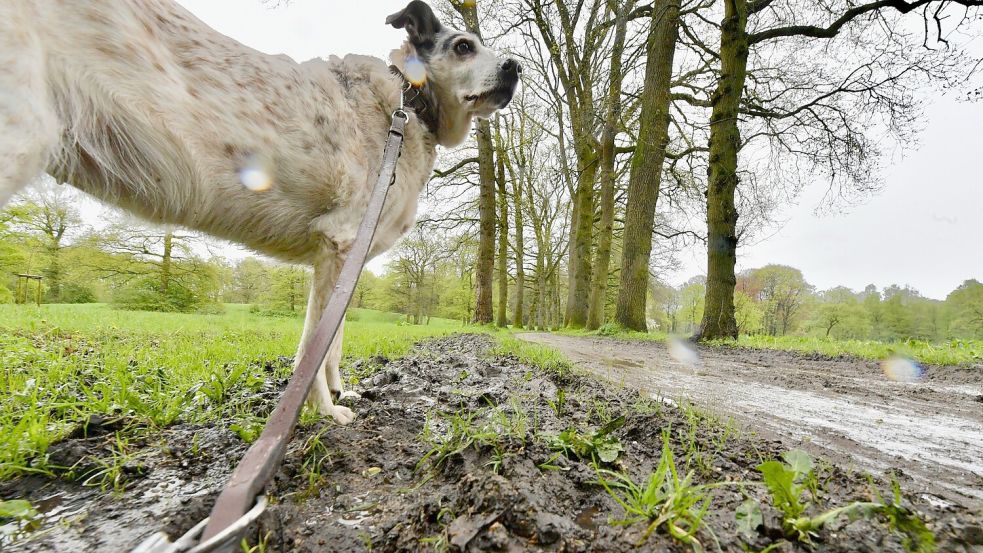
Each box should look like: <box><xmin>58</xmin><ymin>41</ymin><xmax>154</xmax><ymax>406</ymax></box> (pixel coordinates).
<box><xmin>0</xmin><ymin>303</ymin><xmax>464</xmax><ymax>480</ymax></box>
<box><xmin>717</xmin><ymin>334</ymin><xmax>983</xmax><ymax>367</ymax></box>
<box><xmin>554</xmin><ymin>325</ymin><xmax>982</xmax><ymax>366</ymax></box>
<box><xmin>4</xmin><ymin>304</ymin><xmax>976</xmax><ymax>481</ymax></box>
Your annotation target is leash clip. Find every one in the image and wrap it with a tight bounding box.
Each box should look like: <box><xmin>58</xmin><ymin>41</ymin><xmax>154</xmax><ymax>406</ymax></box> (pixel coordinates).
<box><xmin>399</xmin><ymin>80</ymin><xmax>411</xmax><ymax>111</ymax></box>
<box><xmin>130</xmin><ymin>496</ymin><xmax>268</xmax><ymax>553</ymax></box>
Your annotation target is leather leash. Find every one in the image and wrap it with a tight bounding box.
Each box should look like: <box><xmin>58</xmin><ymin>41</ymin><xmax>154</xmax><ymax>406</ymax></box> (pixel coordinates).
<box><xmin>132</xmin><ymin>107</ymin><xmax>408</xmax><ymax>553</ymax></box>
<box><xmin>202</xmin><ymin>107</ymin><xmax>408</xmax><ymax>546</ymax></box>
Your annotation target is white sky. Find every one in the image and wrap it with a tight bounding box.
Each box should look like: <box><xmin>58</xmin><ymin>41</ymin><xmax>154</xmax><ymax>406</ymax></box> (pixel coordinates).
<box><xmin>670</xmin><ymin>96</ymin><xmax>983</xmax><ymax>300</ymax></box>
<box><xmin>66</xmin><ymin>0</ymin><xmax>980</xmax><ymax>300</ymax></box>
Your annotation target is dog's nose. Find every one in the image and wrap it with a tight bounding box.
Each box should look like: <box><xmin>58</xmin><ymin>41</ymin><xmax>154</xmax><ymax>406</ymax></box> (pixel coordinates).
<box><xmin>501</xmin><ymin>58</ymin><xmax>521</xmax><ymax>79</ymax></box>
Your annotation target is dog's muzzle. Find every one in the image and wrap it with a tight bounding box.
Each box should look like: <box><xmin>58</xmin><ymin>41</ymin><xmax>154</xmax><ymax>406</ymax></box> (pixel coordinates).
<box><xmin>492</xmin><ymin>58</ymin><xmax>522</xmax><ymax>108</ymax></box>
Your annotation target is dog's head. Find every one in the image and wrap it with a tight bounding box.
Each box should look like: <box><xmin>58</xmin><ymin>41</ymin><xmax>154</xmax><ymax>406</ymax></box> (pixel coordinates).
<box><xmin>387</xmin><ymin>1</ymin><xmax>520</xmax><ymax>146</ymax></box>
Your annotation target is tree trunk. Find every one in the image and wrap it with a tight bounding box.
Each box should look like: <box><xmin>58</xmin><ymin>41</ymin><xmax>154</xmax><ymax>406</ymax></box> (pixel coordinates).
<box><xmin>587</xmin><ymin>0</ymin><xmax>630</xmax><ymax>330</ymax></box>
<box><xmin>473</xmin><ymin>119</ymin><xmax>496</xmax><ymax>324</ymax></box>
<box><xmin>452</xmin><ymin>0</ymin><xmax>496</xmax><ymax>326</ymax></box>
<box><xmin>552</xmin><ymin>273</ymin><xmax>562</xmax><ymax>330</ymax></box>
<box><xmin>511</xmin><ymin>123</ymin><xmax>527</xmax><ymax>329</ymax></box>
<box><xmin>614</xmin><ymin>0</ymin><xmax>681</xmax><ymax>331</ymax></box>
<box><xmin>495</xmin><ymin>118</ymin><xmax>510</xmax><ymax>328</ymax></box>
<box><xmin>161</xmin><ymin>229</ymin><xmax>173</xmax><ymax>295</ymax></box>
<box><xmin>698</xmin><ymin>0</ymin><xmax>748</xmax><ymax>341</ymax></box>
<box><xmin>536</xmin><ymin>260</ymin><xmax>546</xmax><ymax>330</ymax></box>
<box><xmin>43</xmin><ymin>242</ymin><xmax>61</xmax><ymax>303</ymax></box>
<box><xmin>565</xmin><ymin>153</ymin><xmax>597</xmax><ymax>328</ymax></box>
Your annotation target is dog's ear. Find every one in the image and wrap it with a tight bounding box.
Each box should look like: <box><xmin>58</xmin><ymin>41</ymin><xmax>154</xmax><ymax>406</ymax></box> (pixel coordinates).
<box><xmin>386</xmin><ymin>1</ymin><xmax>442</xmax><ymax>51</ymax></box>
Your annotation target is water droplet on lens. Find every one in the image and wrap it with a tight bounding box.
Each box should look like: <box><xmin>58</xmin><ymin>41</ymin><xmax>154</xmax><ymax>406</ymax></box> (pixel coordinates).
<box><xmin>239</xmin><ymin>155</ymin><xmax>272</xmax><ymax>192</ymax></box>
<box><xmin>404</xmin><ymin>55</ymin><xmax>427</xmax><ymax>87</ymax></box>
<box><xmin>881</xmin><ymin>355</ymin><xmax>923</xmax><ymax>383</ymax></box>
<box><xmin>667</xmin><ymin>337</ymin><xmax>701</xmax><ymax>368</ymax></box>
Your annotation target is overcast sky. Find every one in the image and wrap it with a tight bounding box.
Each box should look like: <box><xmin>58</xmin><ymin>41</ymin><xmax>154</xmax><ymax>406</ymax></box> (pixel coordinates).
<box><xmin>68</xmin><ymin>1</ymin><xmax>981</xmax><ymax>300</ymax></box>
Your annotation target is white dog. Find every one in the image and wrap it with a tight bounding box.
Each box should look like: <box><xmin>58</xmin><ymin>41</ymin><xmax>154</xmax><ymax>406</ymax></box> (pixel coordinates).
<box><xmin>0</xmin><ymin>0</ymin><xmax>519</xmax><ymax>424</ymax></box>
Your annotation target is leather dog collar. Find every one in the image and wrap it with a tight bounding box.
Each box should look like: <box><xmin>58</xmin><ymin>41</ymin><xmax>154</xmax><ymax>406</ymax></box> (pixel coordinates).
<box><xmin>389</xmin><ymin>65</ymin><xmax>438</xmax><ymax>135</ymax></box>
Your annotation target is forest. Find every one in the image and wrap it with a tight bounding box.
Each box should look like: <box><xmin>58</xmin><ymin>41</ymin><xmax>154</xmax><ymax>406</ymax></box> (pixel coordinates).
<box><xmin>1</xmin><ymin>184</ymin><xmax>980</xmax><ymax>343</ymax></box>
<box><xmin>2</xmin><ymin>0</ymin><xmax>982</xmax><ymax>343</ymax></box>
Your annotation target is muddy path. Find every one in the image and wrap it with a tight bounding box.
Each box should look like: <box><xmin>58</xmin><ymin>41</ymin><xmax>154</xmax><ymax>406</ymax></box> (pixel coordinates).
<box><xmin>518</xmin><ymin>333</ymin><xmax>983</xmax><ymax>508</ymax></box>
<box><xmin>4</xmin><ymin>334</ymin><xmax>982</xmax><ymax>552</ymax></box>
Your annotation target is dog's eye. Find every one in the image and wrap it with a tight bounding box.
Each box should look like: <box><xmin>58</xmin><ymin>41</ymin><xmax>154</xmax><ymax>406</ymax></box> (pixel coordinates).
<box><xmin>454</xmin><ymin>41</ymin><xmax>474</xmax><ymax>56</ymax></box>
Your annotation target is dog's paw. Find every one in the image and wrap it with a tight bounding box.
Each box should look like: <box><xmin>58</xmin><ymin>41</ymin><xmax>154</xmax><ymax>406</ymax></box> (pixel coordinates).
<box><xmin>323</xmin><ymin>404</ymin><xmax>356</xmax><ymax>425</ymax></box>
<box><xmin>338</xmin><ymin>390</ymin><xmax>362</xmax><ymax>401</ymax></box>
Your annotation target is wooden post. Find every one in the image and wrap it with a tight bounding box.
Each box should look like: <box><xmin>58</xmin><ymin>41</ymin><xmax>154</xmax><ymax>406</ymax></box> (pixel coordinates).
<box><xmin>13</xmin><ymin>274</ymin><xmax>44</xmax><ymax>306</ymax></box>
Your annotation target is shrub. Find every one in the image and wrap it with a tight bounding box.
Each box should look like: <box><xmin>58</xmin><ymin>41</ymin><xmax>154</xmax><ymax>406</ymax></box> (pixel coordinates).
<box><xmin>58</xmin><ymin>283</ymin><xmax>97</xmax><ymax>304</ymax></box>
<box><xmin>112</xmin><ymin>277</ymin><xmax>202</xmax><ymax>312</ymax></box>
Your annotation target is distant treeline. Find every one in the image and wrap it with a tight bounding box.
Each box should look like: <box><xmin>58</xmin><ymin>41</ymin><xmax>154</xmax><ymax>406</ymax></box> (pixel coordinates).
<box><xmin>2</xmin><ymin>191</ymin><xmax>980</xmax><ymax>342</ymax></box>
<box><xmin>649</xmin><ymin>266</ymin><xmax>982</xmax><ymax>342</ymax></box>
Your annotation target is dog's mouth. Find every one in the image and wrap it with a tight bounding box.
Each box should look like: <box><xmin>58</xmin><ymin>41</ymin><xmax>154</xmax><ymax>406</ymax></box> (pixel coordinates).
<box><xmin>464</xmin><ymin>84</ymin><xmax>517</xmax><ymax>110</ymax></box>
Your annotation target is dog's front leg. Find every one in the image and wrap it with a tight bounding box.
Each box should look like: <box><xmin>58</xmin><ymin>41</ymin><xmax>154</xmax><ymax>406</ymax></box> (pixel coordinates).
<box><xmin>325</xmin><ymin>319</ymin><xmax>361</xmax><ymax>402</ymax></box>
<box><xmin>297</xmin><ymin>257</ymin><xmax>356</xmax><ymax>425</ymax></box>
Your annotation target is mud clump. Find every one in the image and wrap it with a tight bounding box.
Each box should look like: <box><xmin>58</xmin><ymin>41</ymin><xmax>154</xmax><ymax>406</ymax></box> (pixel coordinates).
<box><xmin>3</xmin><ymin>334</ymin><xmax>980</xmax><ymax>552</ymax></box>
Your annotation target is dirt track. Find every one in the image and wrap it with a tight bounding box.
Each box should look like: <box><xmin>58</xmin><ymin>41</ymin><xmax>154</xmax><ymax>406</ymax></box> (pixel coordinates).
<box><xmin>6</xmin><ymin>334</ymin><xmax>982</xmax><ymax>552</ymax></box>
<box><xmin>518</xmin><ymin>333</ymin><xmax>983</xmax><ymax>508</ymax></box>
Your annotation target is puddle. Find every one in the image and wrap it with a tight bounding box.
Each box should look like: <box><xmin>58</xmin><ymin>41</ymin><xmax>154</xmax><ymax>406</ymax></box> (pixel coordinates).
<box><xmin>519</xmin><ymin>332</ymin><xmax>983</xmax><ymax>504</ymax></box>
<box><xmin>574</xmin><ymin>505</ymin><xmax>600</xmax><ymax>530</ymax></box>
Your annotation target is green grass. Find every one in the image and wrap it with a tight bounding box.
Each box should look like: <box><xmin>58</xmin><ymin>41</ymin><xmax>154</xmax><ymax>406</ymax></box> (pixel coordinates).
<box><xmin>596</xmin><ymin>431</ymin><xmax>715</xmax><ymax>549</ymax></box>
<box><xmin>714</xmin><ymin>335</ymin><xmax>983</xmax><ymax>367</ymax></box>
<box><xmin>491</xmin><ymin>333</ymin><xmax>573</xmax><ymax>375</ymax></box>
<box><xmin>547</xmin><ymin>324</ymin><xmax>980</xmax><ymax>367</ymax></box>
<box><xmin>553</xmin><ymin>324</ymin><xmax>669</xmax><ymax>342</ymax></box>
<box><xmin>0</xmin><ymin>303</ymin><xmax>463</xmax><ymax>480</ymax></box>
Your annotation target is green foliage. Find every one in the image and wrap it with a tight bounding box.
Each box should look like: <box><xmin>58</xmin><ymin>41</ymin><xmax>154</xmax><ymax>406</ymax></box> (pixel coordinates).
<box><xmin>548</xmin><ymin>416</ymin><xmax>625</xmax><ymax>464</ymax></box>
<box><xmin>734</xmin><ymin>290</ymin><xmax>764</xmax><ymax>335</ymax></box>
<box><xmin>756</xmin><ymin>450</ymin><xmax>814</xmax><ymax>525</ymax></box>
<box><xmin>491</xmin><ymin>334</ymin><xmax>572</xmax><ymax>375</ymax></box>
<box><xmin>352</xmin><ymin>269</ymin><xmax>382</xmax><ymax>310</ymax></box>
<box><xmin>713</xmin><ymin>334</ymin><xmax>982</xmax><ymax>366</ymax></box>
<box><xmin>0</xmin><ymin>304</ymin><xmax>462</xmax><ymax>480</ymax></box>
<box><xmin>228</xmin><ymin>257</ymin><xmax>272</xmax><ymax>304</ymax></box>
<box><xmin>946</xmin><ymin>280</ymin><xmax>983</xmax><ymax>340</ymax></box>
<box><xmin>113</xmin><ymin>275</ymin><xmax>208</xmax><ymax>312</ymax></box>
<box><xmin>262</xmin><ymin>266</ymin><xmax>310</xmax><ymax>313</ymax></box>
<box><xmin>679</xmin><ymin>280</ymin><xmax>706</xmax><ymax>334</ymax></box>
<box><xmin>418</xmin><ymin>403</ymin><xmax>528</xmax><ymax>474</ymax></box>
<box><xmin>741</xmin><ymin>265</ymin><xmax>812</xmax><ymax>336</ymax></box>
<box><xmin>0</xmin><ymin>499</ymin><xmax>39</xmax><ymax>521</ymax></box>
<box><xmin>58</xmin><ymin>282</ymin><xmax>97</xmax><ymax>304</ymax></box>
<box><xmin>77</xmin><ymin>432</ymin><xmax>147</xmax><ymax>493</ymax></box>
<box><xmin>750</xmin><ymin>450</ymin><xmax>935</xmax><ymax>551</ymax></box>
<box><xmin>0</xmin><ymin>498</ymin><xmax>40</xmax><ymax>538</ymax></box>
<box><xmin>230</xmin><ymin>415</ymin><xmax>265</xmax><ymax>444</ymax></box>
<box><xmin>735</xmin><ymin>498</ymin><xmax>763</xmax><ymax>539</ymax></box>
<box><xmin>877</xmin><ymin>480</ymin><xmax>937</xmax><ymax>553</ymax></box>
<box><xmin>596</xmin><ymin>322</ymin><xmax>624</xmax><ymax>336</ymax></box>
<box><xmin>597</xmin><ymin>432</ymin><xmax>712</xmax><ymax>549</ymax></box>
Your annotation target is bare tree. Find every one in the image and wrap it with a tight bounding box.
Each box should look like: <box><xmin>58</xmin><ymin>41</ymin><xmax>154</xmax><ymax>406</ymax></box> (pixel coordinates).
<box><xmin>8</xmin><ymin>184</ymin><xmax>83</xmax><ymax>301</ymax></box>
<box><xmin>523</xmin><ymin>0</ymin><xmax>614</xmax><ymax>328</ymax></box>
<box><xmin>587</xmin><ymin>0</ymin><xmax>634</xmax><ymax>329</ymax></box>
<box><xmin>614</xmin><ymin>0</ymin><xmax>683</xmax><ymax>330</ymax></box>
<box><xmin>494</xmin><ymin>116</ymin><xmax>510</xmax><ymax>327</ymax></box>
<box><xmin>698</xmin><ymin>0</ymin><xmax>983</xmax><ymax>341</ymax></box>
<box><xmin>444</xmin><ymin>0</ymin><xmax>499</xmax><ymax>324</ymax></box>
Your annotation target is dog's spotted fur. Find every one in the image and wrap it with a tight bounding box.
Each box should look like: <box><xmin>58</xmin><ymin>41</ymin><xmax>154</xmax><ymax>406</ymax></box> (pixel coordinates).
<box><xmin>0</xmin><ymin>0</ymin><xmax>518</xmax><ymax>423</ymax></box>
